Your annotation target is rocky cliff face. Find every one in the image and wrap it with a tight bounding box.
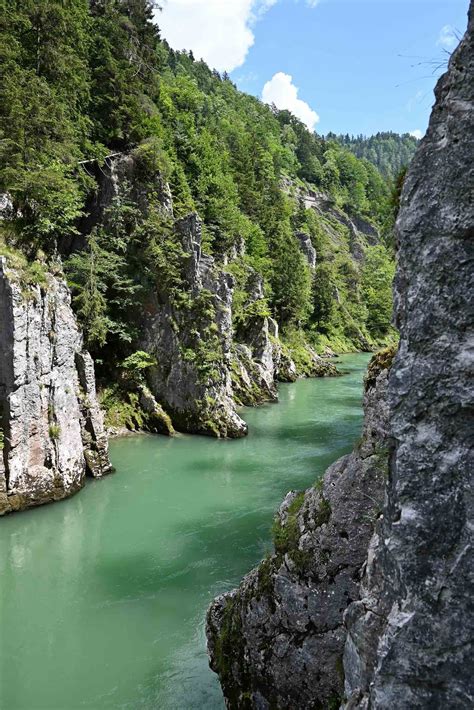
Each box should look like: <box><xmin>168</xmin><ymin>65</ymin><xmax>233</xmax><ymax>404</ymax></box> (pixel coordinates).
<box><xmin>0</xmin><ymin>259</ymin><xmax>112</xmax><ymax>515</ymax></box>
<box><xmin>207</xmin><ymin>4</ymin><xmax>473</xmax><ymax>706</ymax></box>
<box><xmin>343</xmin><ymin>8</ymin><xmax>474</xmax><ymax>708</ymax></box>
<box><xmin>74</xmin><ymin>153</ymin><xmax>338</xmax><ymax>438</ymax></box>
<box><xmin>143</xmin><ymin>213</ymin><xmax>248</xmax><ymax>438</ymax></box>
<box><xmin>206</xmin><ymin>349</ymin><xmax>393</xmax><ymax>708</ymax></box>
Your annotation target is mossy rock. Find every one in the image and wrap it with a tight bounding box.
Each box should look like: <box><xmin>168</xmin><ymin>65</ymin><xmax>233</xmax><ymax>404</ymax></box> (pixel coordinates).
<box><xmin>365</xmin><ymin>344</ymin><xmax>397</xmax><ymax>390</ymax></box>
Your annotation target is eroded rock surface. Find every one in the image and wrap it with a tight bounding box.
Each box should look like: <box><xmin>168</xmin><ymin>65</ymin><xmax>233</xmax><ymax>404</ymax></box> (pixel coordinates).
<box><xmin>343</xmin><ymin>8</ymin><xmax>474</xmax><ymax>708</ymax></box>
<box><xmin>0</xmin><ymin>259</ymin><xmax>112</xmax><ymax>515</ymax></box>
<box><xmin>143</xmin><ymin>214</ymin><xmax>248</xmax><ymax>437</ymax></box>
<box><xmin>296</xmin><ymin>231</ymin><xmax>317</xmax><ymax>269</ymax></box>
<box><xmin>206</xmin><ymin>350</ymin><xmax>393</xmax><ymax>708</ymax></box>
<box><xmin>69</xmin><ymin>152</ymin><xmax>341</xmax><ymax>437</ymax></box>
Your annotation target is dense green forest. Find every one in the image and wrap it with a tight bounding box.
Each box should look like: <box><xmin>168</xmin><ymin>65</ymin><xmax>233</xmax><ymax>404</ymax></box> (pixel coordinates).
<box><xmin>327</xmin><ymin>131</ymin><xmax>419</xmax><ymax>180</ymax></box>
<box><xmin>1</xmin><ymin>0</ymin><xmax>399</xmax><ymax>388</ymax></box>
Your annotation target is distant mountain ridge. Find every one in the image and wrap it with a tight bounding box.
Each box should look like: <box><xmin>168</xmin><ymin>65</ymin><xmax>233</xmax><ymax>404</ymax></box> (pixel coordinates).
<box><xmin>326</xmin><ymin>131</ymin><xmax>419</xmax><ymax>180</ymax></box>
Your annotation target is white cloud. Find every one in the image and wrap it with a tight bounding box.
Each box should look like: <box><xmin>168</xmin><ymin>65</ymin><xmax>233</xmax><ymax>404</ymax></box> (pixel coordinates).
<box><xmin>156</xmin><ymin>1</ymin><xmax>322</xmax><ymax>73</ymax></box>
<box><xmin>262</xmin><ymin>72</ymin><xmax>320</xmax><ymax>131</ymax></box>
<box><xmin>410</xmin><ymin>129</ymin><xmax>423</xmax><ymax>140</ymax></box>
<box><xmin>156</xmin><ymin>0</ymin><xmax>277</xmax><ymax>73</ymax></box>
<box><xmin>437</xmin><ymin>25</ymin><xmax>457</xmax><ymax>49</ymax></box>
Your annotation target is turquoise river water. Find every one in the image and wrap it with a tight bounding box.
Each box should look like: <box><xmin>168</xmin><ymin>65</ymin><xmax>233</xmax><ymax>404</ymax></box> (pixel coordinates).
<box><xmin>0</xmin><ymin>353</ymin><xmax>371</xmax><ymax>710</ymax></box>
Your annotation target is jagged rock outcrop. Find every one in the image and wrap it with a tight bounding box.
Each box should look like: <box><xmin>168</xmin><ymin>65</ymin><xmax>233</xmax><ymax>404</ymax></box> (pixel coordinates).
<box><xmin>231</xmin><ymin>271</ymin><xmax>282</xmax><ymax>405</ymax></box>
<box><xmin>0</xmin><ymin>258</ymin><xmax>112</xmax><ymax>515</ymax></box>
<box><xmin>208</xmin><ymin>10</ymin><xmax>473</xmax><ymax>702</ymax></box>
<box><xmin>136</xmin><ymin>384</ymin><xmax>175</xmax><ymax>436</ymax></box>
<box><xmin>206</xmin><ymin>349</ymin><xmax>393</xmax><ymax>708</ymax></box>
<box><xmin>71</xmin><ymin>152</ymin><xmax>340</xmax><ymax>437</ymax></box>
<box><xmin>343</xmin><ymin>9</ymin><xmax>474</xmax><ymax>708</ymax></box>
<box><xmin>296</xmin><ymin>231</ymin><xmax>317</xmax><ymax>268</ymax></box>
<box><xmin>143</xmin><ymin>214</ymin><xmax>248</xmax><ymax>437</ymax></box>
<box><xmin>302</xmin><ymin>190</ymin><xmax>379</xmax><ymax>261</ymax></box>
<box><xmin>230</xmin><ymin>268</ymin><xmax>337</xmax><ymax>407</ymax></box>
<box><xmin>64</xmin><ymin>152</ymin><xmax>173</xmax><ymax>255</ymax></box>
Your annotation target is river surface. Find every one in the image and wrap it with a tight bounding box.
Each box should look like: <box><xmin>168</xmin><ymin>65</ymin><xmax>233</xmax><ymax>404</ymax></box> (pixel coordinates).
<box><xmin>0</xmin><ymin>353</ymin><xmax>370</xmax><ymax>710</ymax></box>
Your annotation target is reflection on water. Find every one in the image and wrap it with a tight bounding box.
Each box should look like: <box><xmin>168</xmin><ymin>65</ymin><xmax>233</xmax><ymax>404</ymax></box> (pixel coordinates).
<box><xmin>0</xmin><ymin>353</ymin><xmax>371</xmax><ymax>710</ymax></box>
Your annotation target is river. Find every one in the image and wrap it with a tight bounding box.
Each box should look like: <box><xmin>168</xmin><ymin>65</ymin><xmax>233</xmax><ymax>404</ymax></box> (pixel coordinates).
<box><xmin>0</xmin><ymin>353</ymin><xmax>371</xmax><ymax>709</ymax></box>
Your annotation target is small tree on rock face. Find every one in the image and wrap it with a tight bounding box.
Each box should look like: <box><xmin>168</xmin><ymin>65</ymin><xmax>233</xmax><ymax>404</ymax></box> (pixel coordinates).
<box><xmin>66</xmin><ymin>231</ymin><xmax>109</xmax><ymax>348</ymax></box>
<box><xmin>312</xmin><ymin>262</ymin><xmax>336</xmax><ymax>333</ymax></box>
<box><xmin>362</xmin><ymin>245</ymin><xmax>395</xmax><ymax>338</ymax></box>
<box><xmin>120</xmin><ymin>351</ymin><xmax>157</xmax><ymax>384</ymax></box>
<box><xmin>270</xmin><ymin>228</ymin><xmax>313</xmax><ymax>327</ymax></box>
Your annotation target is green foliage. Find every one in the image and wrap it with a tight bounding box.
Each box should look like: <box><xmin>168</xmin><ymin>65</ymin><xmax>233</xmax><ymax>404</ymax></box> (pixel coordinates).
<box><xmin>211</xmin><ymin>595</ymin><xmax>252</xmax><ymax>708</ymax></box>
<box><xmin>88</xmin><ymin>0</ymin><xmax>161</xmax><ymax>147</ymax></box>
<box><xmin>362</xmin><ymin>245</ymin><xmax>395</xmax><ymax>338</ymax></box>
<box><xmin>0</xmin><ymin>235</ymin><xmax>49</xmax><ymax>290</ymax></box>
<box><xmin>270</xmin><ymin>229</ymin><xmax>313</xmax><ymax>326</ymax></box>
<box><xmin>328</xmin><ymin>131</ymin><xmax>418</xmax><ymax>180</ymax></box>
<box><xmin>0</xmin><ymin>0</ymin><xmax>92</xmax><ymax>249</ymax></box>
<box><xmin>312</xmin><ymin>262</ymin><xmax>337</xmax><ymax>332</ymax></box>
<box><xmin>100</xmin><ymin>385</ymin><xmax>145</xmax><ymax>431</ymax></box>
<box><xmin>48</xmin><ymin>423</ymin><xmax>61</xmax><ymax>440</ymax></box>
<box><xmin>272</xmin><ymin>492</ymin><xmax>305</xmax><ymax>555</ymax></box>
<box><xmin>2</xmin><ymin>0</ymin><xmax>397</xmax><ymax>371</ymax></box>
<box><xmin>120</xmin><ymin>351</ymin><xmax>157</xmax><ymax>385</ymax></box>
<box><xmin>66</xmin><ymin>199</ymin><xmax>145</xmax><ymax>351</ymax></box>
<box><xmin>99</xmin><ymin>382</ymin><xmax>175</xmax><ymax>437</ymax></box>
<box><xmin>66</xmin><ymin>231</ymin><xmax>110</xmax><ymax>348</ymax></box>
<box><xmin>365</xmin><ymin>344</ymin><xmax>397</xmax><ymax>389</ymax></box>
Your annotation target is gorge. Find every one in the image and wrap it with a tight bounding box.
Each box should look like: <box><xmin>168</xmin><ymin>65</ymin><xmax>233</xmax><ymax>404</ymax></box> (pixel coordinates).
<box><xmin>0</xmin><ymin>1</ymin><xmax>472</xmax><ymax>709</ymax></box>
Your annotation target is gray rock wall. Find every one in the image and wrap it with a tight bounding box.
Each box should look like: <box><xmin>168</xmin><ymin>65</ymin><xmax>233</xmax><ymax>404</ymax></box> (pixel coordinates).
<box><xmin>206</xmin><ymin>350</ymin><xmax>393</xmax><ymax>708</ymax></box>
<box><xmin>0</xmin><ymin>259</ymin><xmax>112</xmax><ymax>515</ymax></box>
<box><xmin>343</xmin><ymin>7</ymin><xmax>474</xmax><ymax>708</ymax></box>
<box><xmin>143</xmin><ymin>214</ymin><xmax>248</xmax><ymax>438</ymax></box>
<box><xmin>296</xmin><ymin>231</ymin><xmax>317</xmax><ymax>269</ymax></box>
<box><xmin>207</xmin><ymin>5</ymin><xmax>473</xmax><ymax>701</ymax></box>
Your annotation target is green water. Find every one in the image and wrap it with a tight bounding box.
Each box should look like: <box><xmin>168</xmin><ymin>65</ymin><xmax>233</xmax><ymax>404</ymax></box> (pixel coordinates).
<box><xmin>0</xmin><ymin>353</ymin><xmax>370</xmax><ymax>710</ymax></box>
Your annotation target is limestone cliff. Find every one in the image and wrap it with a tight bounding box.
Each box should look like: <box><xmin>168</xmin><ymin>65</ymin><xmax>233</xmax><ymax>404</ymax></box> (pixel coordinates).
<box><xmin>343</xmin><ymin>7</ymin><xmax>474</xmax><ymax>707</ymax></box>
<box><xmin>74</xmin><ymin>152</ymin><xmax>339</xmax><ymax>438</ymax></box>
<box><xmin>0</xmin><ymin>258</ymin><xmax>112</xmax><ymax>515</ymax></box>
<box><xmin>206</xmin><ymin>349</ymin><xmax>393</xmax><ymax>708</ymax></box>
<box><xmin>143</xmin><ymin>213</ymin><xmax>248</xmax><ymax>438</ymax></box>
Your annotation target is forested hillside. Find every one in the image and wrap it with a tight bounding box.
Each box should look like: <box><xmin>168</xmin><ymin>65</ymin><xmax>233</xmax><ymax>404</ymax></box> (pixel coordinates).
<box><xmin>1</xmin><ymin>0</ymin><xmax>397</xmax><ymax>435</ymax></box>
<box><xmin>327</xmin><ymin>131</ymin><xmax>419</xmax><ymax>180</ymax></box>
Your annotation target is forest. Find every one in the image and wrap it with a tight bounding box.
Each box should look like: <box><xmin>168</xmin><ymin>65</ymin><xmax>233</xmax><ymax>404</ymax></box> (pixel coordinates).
<box><xmin>1</xmin><ymin>0</ymin><xmax>407</xmax><ymax>425</ymax></box>
<box><xmin>328</xmin><ymin>131</ymin><xmax>419</xmax><ymax>180</ymax></box>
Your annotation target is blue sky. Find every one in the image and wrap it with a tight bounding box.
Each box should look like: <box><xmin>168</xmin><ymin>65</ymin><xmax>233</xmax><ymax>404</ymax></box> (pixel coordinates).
<box><xmin>157</xmin><ymin>0</ymin><xmax>470</xmax><ymax>137</ymax></box>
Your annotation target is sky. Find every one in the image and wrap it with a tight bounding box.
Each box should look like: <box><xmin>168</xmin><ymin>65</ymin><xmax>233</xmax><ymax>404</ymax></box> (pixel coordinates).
<box><xmin>156</xmin><ymin>0</ymin><xmax>470</xmax><ymax>138</ymax></box>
